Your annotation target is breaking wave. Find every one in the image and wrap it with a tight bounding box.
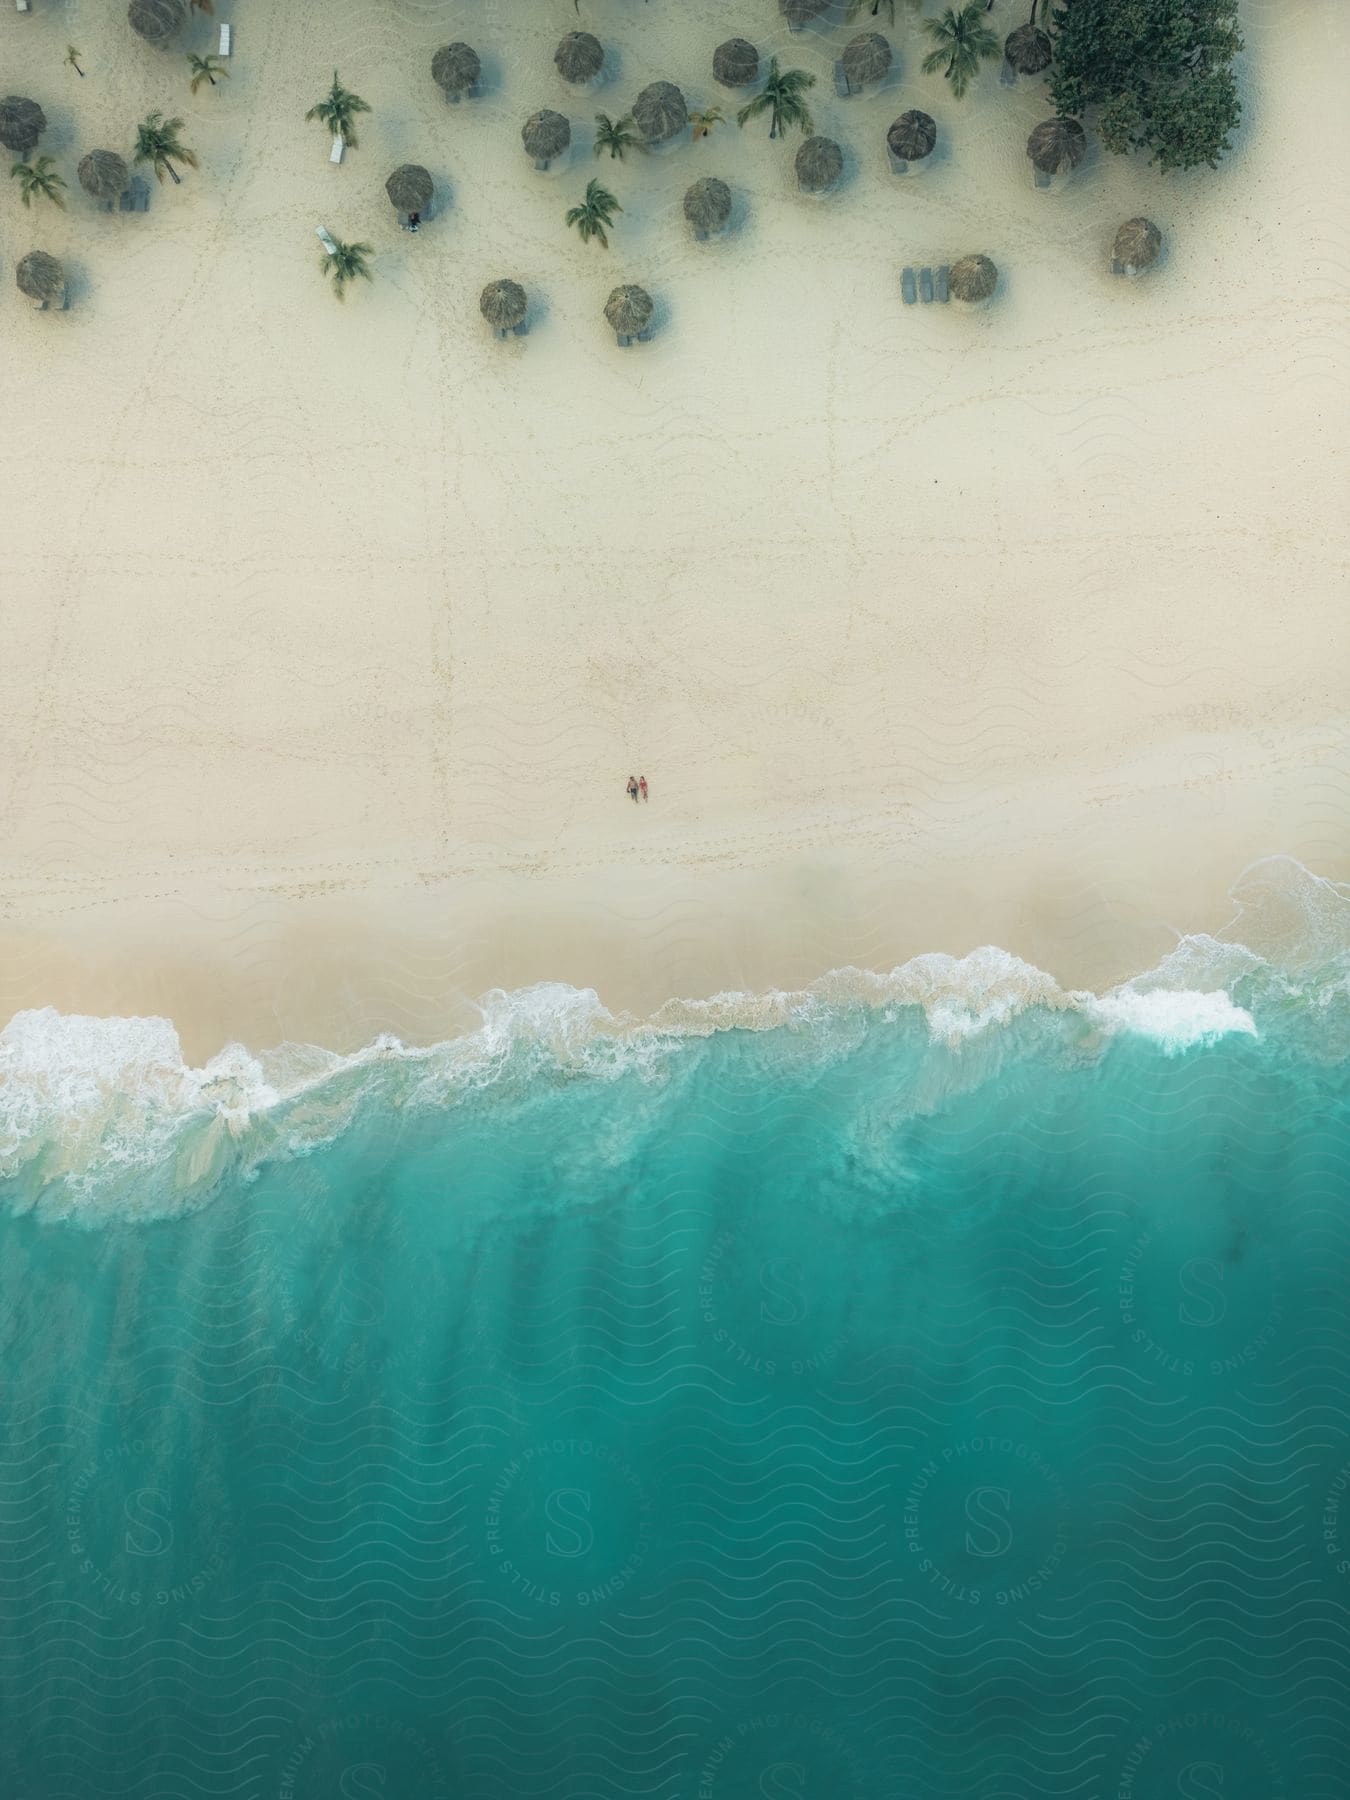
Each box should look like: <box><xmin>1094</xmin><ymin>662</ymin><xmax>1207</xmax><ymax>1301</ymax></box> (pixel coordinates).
<box><xmin>1</xmin><ymin>858</ymin><xmax>1345</xmax><ymax>1222</ymax></box>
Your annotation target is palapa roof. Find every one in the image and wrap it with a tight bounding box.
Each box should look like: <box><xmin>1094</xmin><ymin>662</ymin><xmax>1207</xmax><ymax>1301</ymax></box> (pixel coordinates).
<box><xmin>78</xmin><ymin>149</ymin><xmax>130</xmax><ymax>201</ymax></box>
<box><xmin>16</xmin><ymin>250</ymin><xmax>64</xmax><ymax>301</ymax></box>
<box><xmin>0</xmin><ymin>96</ymin><xmax>47</xmax><ymax>157</ymax></box>
<box><xmin>713</xmin><ymin>38</ymin><xmax>759</xmax><ymax>87</ymax></box>
<box><xmin>127</xmin><ymin>0</ymin><xmax>185</xmax><ymax>48</ymax></box>
<box><xmin>1114</xmin><ymin>216</ymin><xmax>1162</xmax><ymax>269</ymax></box>
<box><xmin>796</xmin><ymin>135</ymin><xmax>843</xmax><ymax>193</ymax></box>
<box><xmin>949</xmin><ymin>254</ymin><xmax>998</xmax><ymax>303</ymax></box>
<box><xmin>632</xmin><ymin>81</ymin><xmax>688</xmax><ymax>145</ymax></box>
<box><xmin>780</xmin><ymin>0</ymin><xmax>829</xmax><ymax>25</ymax></box>
<box><xmin>684</xmin><ymin>177</ymin><xmax>732</xmax><ymax>232</ymax></box>
<box><xmin>887</xmin><ymin>110</ymin><xmax>936</xmax><ymax>162</ymax></box>
<box><xmin>432</xmin><ymin>42</ymin><xmax>481</xmax><ymax>95</ymax></box>
<box><xmin>385</xmin><ymin>164</ymin><xmax>433</xmax><ymax>213</ymax></box>
<box><xmin>522</xmin><ymin>109</ymin><xmax>571</xmax><ymax>159</ymax></box>
<box><xmin>555</xmin><ymin>31</ymin><xmax>605</xmax><ymax>85</ymax></box>
<box><xmin>480</xmin><ymin>279</ymin><xmax>528</xmax><ymax>329</ymax></box>
<box><xmin>842</xmin><ymin>33</ymin><xmax>893</xmax><ymax>88</ymax></box>
<box><xmin>604</xmin><ymin>284</ymin><xmax>653</xmax><ymax>335</ymax></box>
<box><xmin>1027</xmin><ymin>116</ymin><xmax>1087</xmax><ymax>175</ymax></box>
<box><xmin>1004</xmin><ymin>24</ymin><xmax>1053</xmax><ymax>76</ymax></box>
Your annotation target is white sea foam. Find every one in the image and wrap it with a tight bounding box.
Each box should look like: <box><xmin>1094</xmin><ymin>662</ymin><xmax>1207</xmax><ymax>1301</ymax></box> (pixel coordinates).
<box><xmin>1085</xmin><ymin>988</ymin><xmax>1258</xmax><ymax>1054</ymax></box>
<box><xmin>1</xmin><ymin>860</ymin><xmax>1344</xmax><ymax>1219</ymax></box>
<box><xmin>649</xmin><ymin>948</ymin><xmax>1072</xmax><ymax>1049</ymax></box>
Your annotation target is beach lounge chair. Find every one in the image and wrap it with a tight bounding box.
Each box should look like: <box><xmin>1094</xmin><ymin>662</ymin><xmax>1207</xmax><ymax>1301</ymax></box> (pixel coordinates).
<box><xmin>936</xmin><ymin>264</ymin><xmax>950</xmax><ymax>302</ymax></box>
<box><xmin>919</xmin><ymin>267</ymin><xmax>934</xmax><ymax>303</ymax></box>
<box><xmin>219</xmin><ymin>22</ymin><xmax>232</xmax><ymax>56</ymax></box>
<box><xmin>834</xmin><ymin>62</ymin><xmax>858</xmax><ymax>100</ymax></box>
<box><xmin>16</xmin><ymin>0</ymin><xmax>31</xmax><ymax>14</ymax></box>
<box><xmin>119</xmin><ymin>176</ymin><xmax>149</xmax><ymax>213</ymax></box>
<box><xmin>330</xmin><ymin>137</ymin><xmax>345</xmax><ymax>165</ymax></box>
<box><xmin>1111</xmin><ymin>258</ymin><xmax>1125</xmax><ymax>276</ymax></box>
<box><xmin>999</xmin><ymin>56</ymin><xmax>1016</xmax><ymax>87</ymax></box>
<box><xmin>512</xmin><ymin>320</ymin><xmax>528</xmax><ymax>337</ymax></box>
<box><xmin>615</xmin><ymin>332</ymin><xmax>632</xmax><ymax>347</ymax></box>
<box><xmin>1034</xmin><ymin>169</ymin><xmax>1052</xmax><ymax>190</ymax></box>
<box><xmin>316</xmin><ymin>226</ymin><xmax>338</xmax><ymax>255</ymax></box>
<box><xmin>901</xmin><ymin>267</ymin><xmax>917</xmax><ymax>306</ymax></box>
<box><xmin>637</xmin><ymin>326</ymin><xmax>653</xmax><ymax>343</ymax></box>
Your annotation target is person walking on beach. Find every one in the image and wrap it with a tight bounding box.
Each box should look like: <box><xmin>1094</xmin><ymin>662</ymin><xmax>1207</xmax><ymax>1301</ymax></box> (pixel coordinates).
<box><xmin>626</xmin><ymin>775</ymin><xmax>639</xmax><ymax>803</ymax></box>
<box><xmin>638</xmin><ymin>776</ymin><xmax>648</xmax><ymax>802</ymax></box>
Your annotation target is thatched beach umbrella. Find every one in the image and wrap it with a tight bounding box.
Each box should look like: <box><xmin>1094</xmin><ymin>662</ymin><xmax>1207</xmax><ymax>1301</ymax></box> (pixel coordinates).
<box><xmin>949</xmin><ymin>253</ymin><xmax>998</xmax><ymax>305</ymax></box>
<box><xmin>128</xmin><ymin>0</ymin><xmax>185</xmax><ymax>48</ymax></box>
<box><xmin>522</xmin><ymin>109</ymin><xmax>570</xmax><ymax>169</ymax></box>
<box><xmin>604</xmin><ymin>283</ymin><xmax>653</xmax><ymax>344</ymax></box>
<box><xmin>1027</xmin><ymin>116</ymin><xmax>1086</xmax><ymax>179</ymax></box>
<box><xmin>887</xmin><ymin>110</ymin><xmax>936</xmax><ymax>171</ymax></box>
<box><xmin>1004</xmin><ymin>24</ymin><xmax>1052</xmax><ymax>77</ymax></box>
<box><xmin>385</xmin><ymin>164</ymin><xmax>433</xmax><ymax>216</ymax></box>
<box><xmin>1113</xmin><ymin>217</ymin><xmax>1162</xmax><ymax>276</ymax></box>
<box><xmin>632</xmin><ymin>81</ymin><xmax>688</xmax><ymax>146</ymax></box>
<box><xmin>684</xmin><ymin>177</ymin><xmax>732</xmax><ymax>238</ymax></box>
<box><xmin>78</xmin><ymin>149</ymin><xmax>130</xmax><ymax>206</ymax></box>
<box><xmin>0</xmin><ymin>97</ymin><xmax>46</xmax><ymax>157</ymax></box>
<box><xmin>555</xmin><ymin>31</ymin><xmax>605</xmax><ymax>86</ymax></box>
<box><xmin>480</xmin><ymin>279</ymin><xmax>528</xmax><ymax>337</ymax></box>
<box><xmin>713</xmin><ymin>38</ymin><xmax>759</xmax><ymax>88</ymax></box>
<box><xmin>17</xmin><ymin>250</ymin><xmax>64</xmax><ymax>306</ymax></box>
<box><xmin>842</xmin><ymin>33</ymin><xmax>893</xmax><ymax>90</ymax></box>
<box><xmin>780</xmin><ymin>0</ymin><xmax>829</xmax><ymax>30</ymax></box>
<box><xmin>432</xmin><ymin>43</ymin><xmax>480</xmax><ymax>101</ymax></box>
<box><xmin>796</xmin><ymin>135</ymin><xmax>843</xmax><ymax>194</ymax></box>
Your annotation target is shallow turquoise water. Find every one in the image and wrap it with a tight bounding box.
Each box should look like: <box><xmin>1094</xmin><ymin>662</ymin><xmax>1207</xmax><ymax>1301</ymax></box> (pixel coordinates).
<box><xmin>2</xmin><ymin>931</ymin><xmax>1349</xmax><ymax>1797</ymax></box>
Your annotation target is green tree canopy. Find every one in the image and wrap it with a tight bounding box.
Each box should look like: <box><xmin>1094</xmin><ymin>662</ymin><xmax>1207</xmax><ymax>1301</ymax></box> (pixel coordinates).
<box><xmin>1048</xmin><ymin>0</ymin><xmax>1242</xmax><ymax>172</ymax></box>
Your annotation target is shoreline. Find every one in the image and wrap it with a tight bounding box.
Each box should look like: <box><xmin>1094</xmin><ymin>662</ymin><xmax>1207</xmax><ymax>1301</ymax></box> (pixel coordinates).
<box><xmin>2</xmin><ymin>850</ymin><xmax>1343</xmax><ymax>1219</ymax></box>
<box><xmin>2</xmin><ymin>721</ymin><xmax>1342</xmax><ymax>1061</ymax></box>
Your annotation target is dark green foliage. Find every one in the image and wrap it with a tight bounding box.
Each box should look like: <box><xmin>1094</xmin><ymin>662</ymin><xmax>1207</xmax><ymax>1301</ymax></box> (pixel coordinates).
<box><xmin>1048</xmin><ymin>0</ymin><xmax>1242</xmax><ymax>172</ymax></box>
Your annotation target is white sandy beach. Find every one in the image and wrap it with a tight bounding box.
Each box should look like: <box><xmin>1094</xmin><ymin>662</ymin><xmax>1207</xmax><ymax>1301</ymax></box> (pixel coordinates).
<box><xmin>0</xmin><ymin>0</ymin><xmax>1346</xmax><ymax>1059</ymax></box>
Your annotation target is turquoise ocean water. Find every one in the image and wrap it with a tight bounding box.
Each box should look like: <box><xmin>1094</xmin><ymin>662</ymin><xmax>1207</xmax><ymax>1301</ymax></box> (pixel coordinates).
<box><xmin>2</xmin><ymin>862</ymin><xmax>1348</xmax><ymax>1798</ymax></box>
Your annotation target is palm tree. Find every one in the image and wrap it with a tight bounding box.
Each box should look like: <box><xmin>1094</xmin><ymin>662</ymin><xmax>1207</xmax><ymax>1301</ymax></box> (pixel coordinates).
<box><xmin>565</xmin><ymin>178</ymin><xmax>622</xmax><ymax>248</ymax></box>
<box><xmin>305</xmin><ymin>73</ymin><xmax>372</xmax><ymax>150</ymax></box>
<box><xmin>593</xmin><ymin>113</ymin><xmax>642</xmax><ymax>161</ymax></box>
<box><xmin>10</xmin><ymin>155</ymin><xmax>67</xmax><ymax>209</ymax></box>
<box><xmin>922</xmin><ymin>5</ymin><xmax>1000</xmax><ymax>99</ymax></box>
<box><xmin>922</xmin><ymin>4</ymin><xmax>1001</xmax><ymax>99</ymax></box>
<box><xmin>689</xmin><ymin>107</ymin><xmax>724</xmax><ymax>140</ymax></box>
<box><xmin>736</xmin><ymin>58</ymin><xmax>816</xmax><ymax>141</ymax></box>
<box><xmin>321</xmin><ymin>237</ymin><xmax>373</xmax><ymax>300</ymax></box>
<box><xmin>66</xmin><ymin>46</ymin><xmax>85</xmax><ymax>78</ymax></box>
<box><xmin>134</xmin><ymin>112</ymin><xmax>198</xmax><ymax>185</ymax></box>
<box><xmin>188</xmin><ymin>54</ymin><xmax>230</xmax><ymax>93</ymax></box>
